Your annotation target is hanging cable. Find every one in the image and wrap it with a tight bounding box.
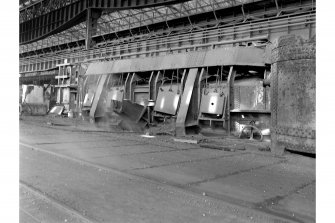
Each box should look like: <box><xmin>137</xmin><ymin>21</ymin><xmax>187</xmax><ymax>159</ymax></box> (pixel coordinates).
<box><xmin>169</xmin><ymin>71</ymin><xmax>175</xmax><ymax>92</ymax></box>
<box><xmin>204</xmin><ymin>67</ymin><xmax>209</xmax><ymax>95</ymax></box>
<box><xmin>220</xmin><ymin>66</ymin><xmax>223</xmax><ymax>85</ymax></box>
<box><xmin>214</xmin><ymin>67</ymin><xmax>219</xmax><ymax>92</ymax></box>
<box><xmin>220</xmin><ymin>66</ymin><xmax>224</xmax><ymax>96</ymax></box>
<box><xmin>117</xmin><ymin>73</ymin><xmax>121</xmax><ymax>87</ymax></box>
<box><xmin>120</xmin><ymin>73</ymin><xmax>124</xmax><ymax>92</ymax></box>
<box><xmin>177</xmin><ymin>69</ymin><xmax>180</xmax><ymax>94</ymax></box>
<box><xmin>160</xmin><ymin>70</ymin><xmax>165</xmax><ymax>91</ymax></box>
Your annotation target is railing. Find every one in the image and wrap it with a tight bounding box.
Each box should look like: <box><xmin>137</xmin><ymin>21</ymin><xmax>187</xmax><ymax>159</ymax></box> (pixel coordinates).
<box><xmin>19</xmin><ymin>0</ymin><xmax>190</xmax><ymax>44</ymax></box>
<box><xmin>20</xmin><ymin>10</ymin><xmax>315</xmax><ymax>74</ymax></box>
<box><xmin>19</xmin><ymin>0</ymin><xmax>261</xmax><ymax>53</ymax></box>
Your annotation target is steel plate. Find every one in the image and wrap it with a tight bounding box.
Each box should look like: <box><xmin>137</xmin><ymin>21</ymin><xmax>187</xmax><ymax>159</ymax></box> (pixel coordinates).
<box><xmin>154</xmin><ymin>85</ymin><xmax>180</xmax><ymax>115</ymax></box>
<box><xmin>200</xmin><ymin>89</ymin><xmax>225</xmax><ymax>115</ymax></box>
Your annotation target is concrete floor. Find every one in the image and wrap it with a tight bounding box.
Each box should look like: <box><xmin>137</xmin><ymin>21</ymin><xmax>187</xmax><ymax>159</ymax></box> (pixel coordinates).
<box><xmin>19</xmin><ymin>116</ymin><xmax>315</xmax><ymax>223</ymax></box>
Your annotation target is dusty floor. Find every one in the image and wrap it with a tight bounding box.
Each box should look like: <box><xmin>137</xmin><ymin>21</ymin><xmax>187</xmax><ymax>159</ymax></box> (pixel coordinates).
<box><xmin>19</xmin><ymin>116</ymin><xmax>315</xmax><ymax>223</ymax></box>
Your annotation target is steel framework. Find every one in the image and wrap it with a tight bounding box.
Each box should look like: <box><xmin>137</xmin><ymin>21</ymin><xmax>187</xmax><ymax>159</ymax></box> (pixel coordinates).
<box><xmin>19</xmin><ymin>0</ymin><xmax>316</xmax><ymax>75</ymax></box>
<box><xmin>19</xmin><ymin>9</ymin><xmax>315</xmax><ymax>74</ymax></box>
<box><xmin>20</xmin><ymin>0</ymin><xmax>256</xmax><ymax>48</ymax></box>
<box><xmin>19</xmin><ymin>0</ymin><xmax>194</xmax><ymax>44</ymax></box>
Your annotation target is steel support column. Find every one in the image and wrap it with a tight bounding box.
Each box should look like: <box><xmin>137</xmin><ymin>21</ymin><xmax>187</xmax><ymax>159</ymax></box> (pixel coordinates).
<box><xmin>89</xmin><ymin>74</ymin><xmax>108</xmax><ymax>122</ymax></box>
<box><xmin>86</xmin><ymin>8</ymin><xmax>102</xmax><ymax>49</ymax></box>
<box><xmin>226</xmin><ymin>66</ymin><xmax>236</xmax><ymax>135</ymax></box>
<box><xmin>153</xmin><ymin>71</ymin><xmax>163</xmax><ymax>101</ymax></box>
<box><xmin>124</xmin><ymin>73</ymin><xmax>132</xmax><ymax>100</ymax></box>
<box><xmin>175</xmin><ymin>68</ymin><xmax>199</xmax><ymax>136</ymax></box>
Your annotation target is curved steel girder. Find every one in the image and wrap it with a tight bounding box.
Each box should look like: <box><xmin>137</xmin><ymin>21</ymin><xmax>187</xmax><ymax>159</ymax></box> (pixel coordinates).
<box><xmin>20</xmin><ymin>0</ymin><xmax>191</xmax><ymax>45</ymax></box>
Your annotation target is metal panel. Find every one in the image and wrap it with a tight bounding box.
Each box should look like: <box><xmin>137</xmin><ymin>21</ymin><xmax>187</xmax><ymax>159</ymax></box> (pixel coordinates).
<box><xmin>134</xmin><ymin>92</ymin><xmax>149</xmax><ymax>106</ymax></box>
<box><xmin>186</xmin><ymin>51</ymin><xmax>207</xmax><ymax>67</ymax></box>
<box><xmin>83</xmin><ymin>91</ymin><xmax>95</xmax><ymax>107</ymax></box>
<box><xmin>130</xmin><ymin>57</ymin><xmax>158</xmax><ymax>72</ymax></box>
<box><xmin>234</xmin><ymin>85</ymin><xmax>265</xmax><ymax>110</ymax></box>
<box><xmin>199</xmin><ymin>89</ymin><xmax>225</xmax><ymax>115</ymax></box>
<box><xmin>234</xmin><ymin>47</ymin><xmax>267</xmax><ymax>66</ymax></box>
<box><xmin>203</xmin><ymin>47</ymin><xmax>265</xmax><ymax>67</ymax></box>
<box><xmin>119</xmin><ymin>99</ymin><xmax>147</xmax><ymax>125</ymax></box>
<box><xmin>113</xmin><ymin>60</ymin><xmax>132</xmax><ymax>74</ymax></box>
<box><xmin>110</xmin><ymin>87</ymin><xmax>124</xmax><ymax>102</ymax></box>
<box><xmin>85</xmin><ymin>62</ymin><xmax>113</xmax><ymax>75</ymax></box>
<box><xmin>154</xmin><ymin>85</ymin><xmax>180</xmax><ymax>115</ymax></box>
<box><xmin>203</xmin><ymin>48</ymin><xmax>237</xmax><ymax>66</ymax></box>
<box><xmin>159</xmin><ymin>54</ymin><xmax>188</xmax><ymax>70</ymax></box>
<box><xmin>85</xmin><ymin>47</ymin><xmax>266</xmax><ymax>76</ymax></box>
<box><xmin>133</xmin><ymin>85</ymin><xmax>149</xmax><ymax>105</ymax></box>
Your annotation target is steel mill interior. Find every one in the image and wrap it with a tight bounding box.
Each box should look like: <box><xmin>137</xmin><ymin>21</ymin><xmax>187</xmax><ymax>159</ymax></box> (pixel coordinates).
<box><xmin>18</xmin><ymin>0</ymin><xmax>316</xmax><ymax>222</ymax></box>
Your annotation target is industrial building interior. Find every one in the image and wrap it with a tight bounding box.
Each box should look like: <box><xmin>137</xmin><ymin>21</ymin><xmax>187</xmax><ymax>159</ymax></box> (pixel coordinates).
<box><xmin>12</xmin><ymin>0</ymin><xmax>324</xmax><ymax>222</ymax></box>
<box><xmin>19</xmin><ymin>0</ymin><xmax>315</xmax><ymax>154</ymax></box>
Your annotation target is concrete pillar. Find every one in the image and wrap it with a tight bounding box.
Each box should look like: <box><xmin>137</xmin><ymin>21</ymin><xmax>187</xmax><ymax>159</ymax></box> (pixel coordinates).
<box><xmin>270</xmin><ymin>35</ymin><xmax>316</xmax><ymax>155</ymax></box>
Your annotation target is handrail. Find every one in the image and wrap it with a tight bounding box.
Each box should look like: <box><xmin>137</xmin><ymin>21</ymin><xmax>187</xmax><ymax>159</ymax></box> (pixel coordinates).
<box><xmin>20</xmin><ymin>14</ymin><xmax>315</xmax><ymax>65</ymax></box>
<box><xmin>19</xmin><ymin>12</ymin><xmax>315</xmax><ymax>73</ymax></box>
<box><xmin>83</xmin><ymin>35</ymin><xmax>269</xmax><ymax>63</ymax></box>
<box><xmin>19</xmin><ymin>0</ymin><xmax>191</xmax><ymax>44</ymax></box>
<box><xmin>20</xmin><ymin>3</ymin><xmax>315</xmax><ymax>53</ymax></box>
<box><xmin>90</xmin><ymin>14</ymin><xmax>314</xmax><ymax>58</ymax></box>
<box><xmin>22</xmin><ymin>12</ymin><xmax>314</xmax><ymax>60</ymax></box>
<box><xmin>20</xmin><ymin>9</ymin><xmax>315</xmax><ymax>59</ymax></box>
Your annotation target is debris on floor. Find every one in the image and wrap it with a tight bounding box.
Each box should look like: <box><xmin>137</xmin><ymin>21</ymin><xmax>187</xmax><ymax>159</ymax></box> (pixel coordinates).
<box><xmin>199</xmin><ymin>143</ymin><xmax>244</xmax><ymax>151</ymax></box>
<box><xmin>173</xmin><ymin>138</ymin><xmax>199</xmax><ymax>144</ymax></box>
<box><xmin>149</xmin><ymin>122</ymin><xmax>176</xmax><ymax>136</ymax></box>
<box><xmin>258</xmin><ymin>145</ymin><xmax>271</xmax><ymax>152</ymax></box>
<box><xmin>140</xmin><ymin>132</ymin><xmax>156</xmax><ymax>138</ymax></box>
<box><xmin>48</xmin><ymin>105</ymin><xmax>64</xmax><ymax>116</ymax></box>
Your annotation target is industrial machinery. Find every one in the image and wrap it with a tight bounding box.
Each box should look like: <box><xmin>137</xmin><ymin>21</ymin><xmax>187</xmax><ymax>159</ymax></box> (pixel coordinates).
<box><xmin>18</xmin><ymin>0</ymin><xmax>316</xmax><ymax>153</ymax></box>
<box><xmin>55</xmin><ymin>60</ymin><xmax>80</xmax><ymax>115</ymax></box>
<box><xmin>81</xmin><ymin>46</ymin><xmax>271</xmax><ymax>136</ymax></box>
<box><xmin>198</xmin><ymin>67</ymin><xmax>228</xmax><ymax>130</ymax></box>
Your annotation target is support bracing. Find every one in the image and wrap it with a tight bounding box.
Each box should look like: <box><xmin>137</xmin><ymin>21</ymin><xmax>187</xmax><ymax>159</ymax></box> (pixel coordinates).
<box><xmin>226</xmin><ymin>66</ymin><xmax>236</xmax><ymax>135</ymax></box>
